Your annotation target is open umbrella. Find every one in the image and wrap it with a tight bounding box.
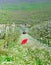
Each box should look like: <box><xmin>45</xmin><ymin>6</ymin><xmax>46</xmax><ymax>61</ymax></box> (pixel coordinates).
<box><xmin>21</xmin><ymin>38</ymin><xmax>28</xmax><ymax>45</ymax></box>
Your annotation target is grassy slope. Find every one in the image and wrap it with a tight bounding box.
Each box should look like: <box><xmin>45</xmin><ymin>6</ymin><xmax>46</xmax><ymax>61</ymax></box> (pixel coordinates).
<box><xmin>1</xmin><ymin>2</ymin><xmax>51</xmax><ymax>10</ymax></box>
<box><xmin>0</xmin><ymin>10</ymin><xmax>51</xmax><ymax>24</ymax></box>
<box><xmin>0</xmin><ymin>2</ymin><xmax>51</xmax><ymax>24</ymax></box>
<box><xmin>0</xmin><ymin>2</ymin><xmax>51</xmax><ymax>65</ymax></box>
<box><xmin>0</xmin><ymin>34</ymin><xmax>51</xmax><ymax>65</ymax></box>
<box><xmin>0</xmin><ymin>2</ymin><xmax>51</xmax><ymax>46</ymax></box>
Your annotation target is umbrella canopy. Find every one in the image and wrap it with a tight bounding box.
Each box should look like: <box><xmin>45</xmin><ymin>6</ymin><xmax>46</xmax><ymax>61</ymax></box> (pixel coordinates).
<box><xmin>21</xmin><ymin>38</ymin><xmax>28</xmax><ymax>45</ymax></box>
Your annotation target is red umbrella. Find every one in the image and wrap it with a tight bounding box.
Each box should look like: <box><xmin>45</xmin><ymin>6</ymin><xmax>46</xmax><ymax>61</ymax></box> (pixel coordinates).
<box><xmin>21</xmin><ymin>38</ymin><xmax>28</xmax><ymax>45</ymax></box>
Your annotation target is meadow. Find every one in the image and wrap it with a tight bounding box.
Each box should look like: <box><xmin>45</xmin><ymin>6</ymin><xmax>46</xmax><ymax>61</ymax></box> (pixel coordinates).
<box><xmin>0</xmin><ymin>2</ymin><xmax>51</xmax><ymax>65</ymax></box>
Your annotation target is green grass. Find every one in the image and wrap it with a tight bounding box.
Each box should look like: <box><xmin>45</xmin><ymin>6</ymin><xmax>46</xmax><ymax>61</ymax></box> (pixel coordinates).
<box><xmin>29</xmin><ymin>21</ymin><xmax>51</xmax><ymax>46</ymax></box>
<box><xmin>0</xmin><ymin>9</ymin><xmax>51</xmax><ymax>24</ymax></box>
<box><xmin>0</xmin><ymin>40</ymin><xmax>5</xmax><ymax>46</ymax></box>
<box><xmin>1</xmin><ymin>2</ymin><xmax>51</xmax><ymax>10</ymax></box>
<box><xmin>0</xmin><ymin>31</ymin><xmax>51</xmax><ymax>65</ymax></box>
<box><xmin>0</xmin><ymin>2</ymin><xmax>51</xmax><ymax>65</ymax></box>
<box><xmin>0</xmin><ymin>44</ymin><xmax>51</xmax><ymax>65</ymax></box>
<box><xmin>0</xmin><ymin>2</ymin><xmax>51</xmax><ymax>24</ymax></box>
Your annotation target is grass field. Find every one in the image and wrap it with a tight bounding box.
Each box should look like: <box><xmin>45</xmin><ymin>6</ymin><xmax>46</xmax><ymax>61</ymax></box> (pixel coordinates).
<box><xmin>0</xmin><ymin>10</ymin><xmax>51</xmax><ymax>24</ymax></box>
<box><xmin>0</xmin><ymin>2</ymin><xmax>51</xmax><ymax>65</ymax></box>
<box><xmin>0</xmin><ymin>2</ymin><xmax>51</xmax><ymax>24</ymax></box>
<box><xmin>1</xmin><ymin>2</ymin><xmax>51</xmax><ymax>10</ymax></box>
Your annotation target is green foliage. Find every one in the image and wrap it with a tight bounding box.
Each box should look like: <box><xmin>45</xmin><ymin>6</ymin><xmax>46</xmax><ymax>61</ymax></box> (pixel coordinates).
<box><xmin>0</xmin><ymin>40</ymin><xmax>4</xmax><ymax>46</ymax></box>
<box><xmin>4</xmin><ymin>26</ymin><xmax>20</xmax><ymax>46</ymax></box>
<box><xmin>0</xmin><ymin>55</ymin><xmax>14</xmax><ymax>63</ymax></box>
<box><xmin>5</xmin><ymin>56</ymin><xmax>14</xmax><ymax>61</ymax></box>
<box><xmin>0</xmin><ymin>2</ymin><xmax>51</xmax><ymax>65</ymax></box>
<box><xmin>0</xmin><ymin>41</ymin><xmax>51</xmax><ymax>65</ymax></box>
<box><xmin>29</xmin><ymin>22</ymin><xmax>51</xmax><ymax>46</ymax></box>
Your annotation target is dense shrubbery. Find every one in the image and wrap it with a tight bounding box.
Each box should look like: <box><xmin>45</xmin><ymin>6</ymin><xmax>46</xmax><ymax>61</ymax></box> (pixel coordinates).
<box><xmin>0</xmin><ymin>24</ymin><xmax>20</xmax><ymax>48</ymax></box>
<box><xmin>29</xmin><ymin>22</ymin><xmax>51</xmax><ymax>46</ymax></box>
